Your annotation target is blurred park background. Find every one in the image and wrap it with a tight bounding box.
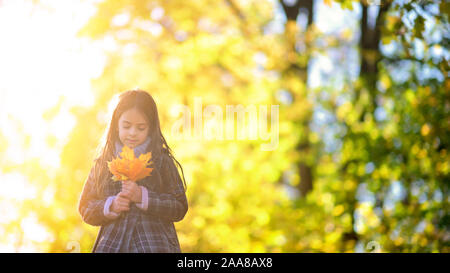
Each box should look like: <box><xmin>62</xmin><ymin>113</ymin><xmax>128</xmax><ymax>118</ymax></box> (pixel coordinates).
<box><xmin>0</xmin><ymin>0</ymin><xmax>448</xmax><ymax>252</ymax></box>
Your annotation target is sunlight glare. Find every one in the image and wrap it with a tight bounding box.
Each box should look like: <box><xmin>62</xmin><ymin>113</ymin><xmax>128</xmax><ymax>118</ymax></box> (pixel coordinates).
<box><xmin>20</xmin><ymin>213</ymin><xmax>54</xmax><ymax>244</ymax></box>
<box><xmin>0</xmin><ymin>172</ymin><xmax>37</xmax><ymax>200</ymax></box>
<box><xmin>0</xmin><ymin>0</ymin><xmax>104</xmax><ymax>168</ymax></box>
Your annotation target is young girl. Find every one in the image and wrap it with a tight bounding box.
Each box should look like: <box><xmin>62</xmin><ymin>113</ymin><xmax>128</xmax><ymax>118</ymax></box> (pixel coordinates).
<box><xmin>78</xmin><ymin>89</ymin><xmax>188</xmax><ymax>253</ymax></box>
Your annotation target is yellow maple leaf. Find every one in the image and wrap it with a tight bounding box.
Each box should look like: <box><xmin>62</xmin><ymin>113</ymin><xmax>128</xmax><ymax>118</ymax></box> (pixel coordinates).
<box><xmin>107</xmin><ymin>146</ymin><xmax>153</xmax><ymax>182</ymax></box>
<box><xmin>120</xmin><ymin>145</ymin><xmax>135</xmax><ymax>161</ymax></box>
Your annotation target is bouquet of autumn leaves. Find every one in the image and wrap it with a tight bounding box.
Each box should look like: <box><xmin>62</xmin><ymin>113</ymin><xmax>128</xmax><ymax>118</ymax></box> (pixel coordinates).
<box><xmin>107</xmin><ymin>146</ymin><xmax>154</xmax><ymax>182</ymax></box>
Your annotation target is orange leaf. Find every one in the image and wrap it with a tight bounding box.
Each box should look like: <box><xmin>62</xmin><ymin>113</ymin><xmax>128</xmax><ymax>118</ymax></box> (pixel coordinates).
<box><xmin>107</xmin><ymin>146</ymin><xmax>153</xmax><ymax>182</ymax></box>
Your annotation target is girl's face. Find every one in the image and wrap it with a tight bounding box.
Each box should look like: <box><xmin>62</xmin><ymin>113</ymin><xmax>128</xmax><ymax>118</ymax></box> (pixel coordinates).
<box><xmin>117</xmin><ymin>107</ymin><xmax>149</xmax><ymax>149</ymax></box>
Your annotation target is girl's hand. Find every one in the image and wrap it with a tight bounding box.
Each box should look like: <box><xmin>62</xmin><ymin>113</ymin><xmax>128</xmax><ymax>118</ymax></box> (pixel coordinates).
<box><xmin>111</xmin><ymin>192</ymin><xmax>130</xmax><ymax>213</ymax></box>
<box><xmin>121</xmin><ymin>180</ymin><xmax>142</xmax><ymax>203</ymax></box>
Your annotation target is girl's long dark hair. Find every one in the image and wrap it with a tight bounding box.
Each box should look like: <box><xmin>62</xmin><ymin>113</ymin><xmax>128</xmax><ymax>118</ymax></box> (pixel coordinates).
<box><xmin>92</xmin><ymin>89</ymin><xmax>187</xmax><ymax>197</ymax></box>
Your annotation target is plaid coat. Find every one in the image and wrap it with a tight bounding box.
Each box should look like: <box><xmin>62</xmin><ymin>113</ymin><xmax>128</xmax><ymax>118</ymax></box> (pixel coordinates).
<box><xmin>78</xmin><ymin>153</ymin><xmax>188</xmax><ymax>253</ymax></box>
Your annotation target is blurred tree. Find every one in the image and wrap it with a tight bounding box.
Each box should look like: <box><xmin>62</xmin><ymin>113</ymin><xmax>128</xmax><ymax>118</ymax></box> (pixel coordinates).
<box><xmin>332</xmin><ymin>0</ymin><xmax>449</xmax><ymax>252</ymax></box>
<box><xmin>278</xmin><ymin>0</ymin><xmax>316</xmax><ymax>197</ymax></box>
<box><xmin>339</xmin><ymin>0</ymin><xmax>393</xmax><ymax>248</ymax></box>
<box><xmin>58</xmin><ymin>0</ymin><xmax>450</xmax><ymax>252</ymax></box>
<box><xmin>0</xmin><ymin>0</ymin><xmax>447</xmax><ymax>253</ymax></box>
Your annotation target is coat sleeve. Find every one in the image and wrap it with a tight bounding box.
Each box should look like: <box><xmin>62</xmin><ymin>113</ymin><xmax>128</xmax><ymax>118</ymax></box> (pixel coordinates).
<box><xmin>78</xmin><ymin>166</ymin><xmax>116</xmax><ymax>226</ymax></box>
<box><xmin>144</xmin><ymin>154</ymin><xmax>188</xmax><ymax>222</ymax></box>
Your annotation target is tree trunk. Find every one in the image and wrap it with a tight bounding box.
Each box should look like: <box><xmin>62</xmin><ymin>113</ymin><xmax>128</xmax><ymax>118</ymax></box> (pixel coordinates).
<box><xmin>279</xmin><ymin>0</ymin><xmax>315</xmax><ymax>197</ymax></box>
<box><xmin>342</xmin><ymin>0</ymin><xmax>392</xmax><ymax>249</ymax></box>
